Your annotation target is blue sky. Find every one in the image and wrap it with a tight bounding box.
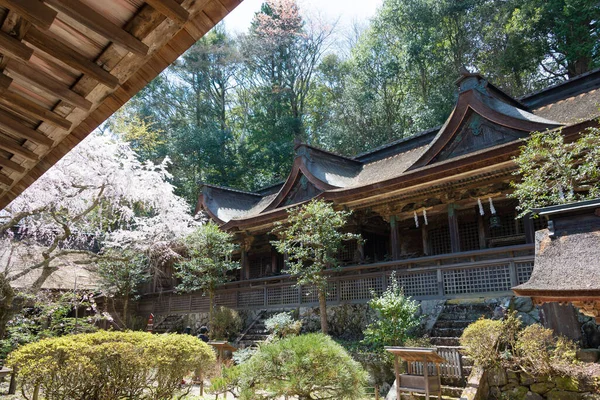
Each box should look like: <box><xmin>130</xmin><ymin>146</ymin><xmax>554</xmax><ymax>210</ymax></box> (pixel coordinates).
<box><xmin>222</xmin><ymin>0</ymin><xmax>383</xmax><ymax>33</ymax></box>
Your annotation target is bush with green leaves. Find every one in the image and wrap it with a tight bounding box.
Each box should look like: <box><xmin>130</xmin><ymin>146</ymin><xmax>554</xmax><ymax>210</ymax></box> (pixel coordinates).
<box><xmin>7</xmin><ymin>330</ymin><xmax>215</xmax><ymax>400</ymax></box>
<box><xmin>232</xmin><ymin>333</ymin><xmax>368</xmax><ymax>400</ymax></box>
<box><xmin>264</xmin><ymin>312</ymin><xmax>302</xmax><ymax>339</ymax></box>
<box><xmin>363</xmin><ymin>273</ymin><xmax>421</xmax><ymax>347</ymax></box>
<box><xmin>210</xmin><ymin>306</ymin><xmax>242</xmax><ymax>340</ymax></box>
<box><xmin>460</xmin><ymin>312</ymin><xmax>579</xmax><ymax>376</ymax></box>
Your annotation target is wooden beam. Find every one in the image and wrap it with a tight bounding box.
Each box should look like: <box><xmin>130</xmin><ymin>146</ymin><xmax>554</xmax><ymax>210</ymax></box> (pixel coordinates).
<box><xmin>0</xmin><ymin>137</ymin><xmax>38</xmax><ymax>160</ymax></box>
<box><xmin>0</xmin><ymin>156</ymin><xmax>26</xmax><ymax>173</ymax></box>
<box><xmin>0</xmin><ymin>108</ymin><xmax>54</xmax><ymax>147</ymax></box>
<box><xmin>0</xmin><ymin>73</ymin><xmax>12</xmax><ymax>90</ymax></box>
<box><xmin>0</xmin><ymin>89</ymin><xmax>72</xmax><ymax>130</ymax></box>
<box><xmin>6</xmin><ymin>59</ymin><xmax>93</xmax><ymax>110</ymax></box>
<box><xmin>0</xmin><ymin>30</ymin><xmax>33</xmax><ymax>62</ymax></box>
<box><xmin>0</xmin><ymin>0</ymin><xmax>57</xmax><ymax>30</ymax></box>
<box><xmin>45</xmin><ymin>0</ymin><xmax>149</xmax><ymax>56</ymax></box>
<box><xmin>145</xmin><ymin>0</ymin><xmax>189</xmax><ymax>24</ymax></box>
<box><xmin>24</xmin><ymin>27</ymin><xmax>120</xmax><ymax>89</ymax></box>
<box><xmin>0</xmin><ymin>171</ymin><xmax>14</xmax><ymax>187</ymax></box>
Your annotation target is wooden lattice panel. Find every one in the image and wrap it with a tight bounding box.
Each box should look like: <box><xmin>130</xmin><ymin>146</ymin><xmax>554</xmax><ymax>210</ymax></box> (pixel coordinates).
<box><xmin>340</xmin><ymin>276</ymin><xmax>383</xmax><ymax>301</ymax></box>
<box><xmin>396</xmin><ymin>272</ymin><xmax>439</xmax><ymax>297</ymax></box>
<box><xmin>443</xmin><ymin>264</ymin><xmax>511</xmax><ymax>295</ymax></box>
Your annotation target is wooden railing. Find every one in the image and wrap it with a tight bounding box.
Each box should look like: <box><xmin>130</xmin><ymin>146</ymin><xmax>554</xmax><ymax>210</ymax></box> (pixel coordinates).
<box><xmin>138</xmin><ymin>244</ymin><xmax>534</xmax><ymax>316</ymax></box>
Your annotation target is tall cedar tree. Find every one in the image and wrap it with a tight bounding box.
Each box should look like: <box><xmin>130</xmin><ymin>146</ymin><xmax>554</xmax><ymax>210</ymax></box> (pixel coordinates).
<box><xmin>271</xmin><ymin>200</ymin><xmax>360</xmax><ymax>333</ymax></box>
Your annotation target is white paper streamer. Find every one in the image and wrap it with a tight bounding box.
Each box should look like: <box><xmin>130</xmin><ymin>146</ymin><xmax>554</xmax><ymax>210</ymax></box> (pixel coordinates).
<box><xmin>414</xmin><ymin>211</ymin><xmax>419</xmax><ymax>228</ymax></box>
<box><xmin>488</xmin><ymin>197</ymin><xmax>496</xmax><ymax>214</ymax></box>
<box><xmin>477</xmin><ymin>198</ymin><xmax>484</xmax><ymax>216</ymax></box>
<box><xmin>423</xmin><ymin>209</ymin><xmax>428</xmax><ymax>225</ymax></box>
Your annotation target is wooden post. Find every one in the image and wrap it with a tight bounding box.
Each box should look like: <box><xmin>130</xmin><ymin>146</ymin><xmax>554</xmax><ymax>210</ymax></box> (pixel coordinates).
<box><xmin>436</xmin><ymin>363</ymin><xmax>442</xmax><ymax>400</ymax></box>
<box><xmin>448</xmin><ymin>203</ymin><xmax>461</xmax><ymax>253</ymax></box>
<box><xmin>393</xmin><ymin>355</ymin><xmax>401</xmax><ymax>400</ymax></box>
<box><xmin>241</xmin><ymin>248</ymin><xmax>249</xmax><ymax>280</ymax></box>
<box><xmin>271</xmin><ymin>246</ymin><xmax>278</xmax><ymax>274</ymax></box>
<box><xmin>8</xmin><ymin>367</ymin><xmax>16</xmax><ymax>395</ymax></box>
<box><xmin>421</xmin><ymin>224</ymin><xmax>430</xmax><ymax>256</ymax></box>
<box><xmin>423</xmin><ymin>355</ymin><xmax>430</xmax><ymax>400</ymax></box>
<box><xmin>478</xmin><ymin>211</ymin><xmax>487</xmax><ymax>249</ymax></box>
<box><xmin>523</xmin><ymin>213</ymin><xmax>535</xmax><ymax>244</ymax></box>
<box><xmin>390</xmin><ymin>215</ymin><xmax>401</xmax><ymax>260</ymax></box>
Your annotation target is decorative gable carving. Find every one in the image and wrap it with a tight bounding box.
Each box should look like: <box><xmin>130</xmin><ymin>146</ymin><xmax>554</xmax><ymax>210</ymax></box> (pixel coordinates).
<box><xmin>432</xmin><ymin>113</ymin><xmax>527</xmax><ymax>163</ymax></box>
<box><xmin>283</xmin><ymin>174</ymin><xmax>322</xmax><ymax>206</ymax></box>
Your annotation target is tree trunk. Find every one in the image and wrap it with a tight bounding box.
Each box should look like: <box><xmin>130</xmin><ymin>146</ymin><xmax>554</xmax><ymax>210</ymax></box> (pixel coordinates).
<box><xmin>208</xmin><ymin>290</ymin><xmax>215</xmax><ymax>338</ymax></box>
<box><xmin>318</xmin><ymin>289</ymin><xmax>328</xmax><ymax>334</ymax></box>
<box><xmin>122</xmin><ymin>295</ymin><xmax>129</xmax><ymax>329</ymax></box>
<box><xmin>0</xmin><ymin>274</ymin><xmax>15</xmax><ymax>340</ymax></box>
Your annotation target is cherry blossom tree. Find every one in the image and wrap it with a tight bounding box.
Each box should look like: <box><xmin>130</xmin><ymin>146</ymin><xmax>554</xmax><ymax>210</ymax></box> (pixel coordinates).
<box><xmin>0</xmin><ymin>132</ymin><xmax>196</xmax><ymax>338</ymax></box>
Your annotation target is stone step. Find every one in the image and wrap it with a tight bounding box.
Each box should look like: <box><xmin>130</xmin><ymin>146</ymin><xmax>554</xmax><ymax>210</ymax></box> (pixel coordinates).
<box><xmin>434</xmin><ymin>319</ymin><xmax>477</xmax><ymax>329</ymax></box>
<box><xmin>437</xmin><ymin>312</ymin><xmax>490</xmax><ymax>321</ymax></box>
<box><xmin>430</xmin><ymin>337</ymin><xmax>461</xmax><ymax>347</ymax></box>
<box><xmin>243</xmin><ymin>334</ymin><xmax>270</xmax><ymax>341</ymax></box>
<box><xmin>431</xmin><ymin>327</ymin><xmax>465</xmax><ymax>338</ymax></box>
<box><xmin>399</xmin><ymin>393</ymin><xmax>459</xmax><ymax>400</ymax></box>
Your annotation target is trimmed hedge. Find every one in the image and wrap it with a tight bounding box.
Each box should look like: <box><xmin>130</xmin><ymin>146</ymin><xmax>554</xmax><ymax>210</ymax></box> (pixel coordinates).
<box><xmin>7</xmin><ymin>331</ymin><xmax>215</xmax><ymax>400</ymax></box>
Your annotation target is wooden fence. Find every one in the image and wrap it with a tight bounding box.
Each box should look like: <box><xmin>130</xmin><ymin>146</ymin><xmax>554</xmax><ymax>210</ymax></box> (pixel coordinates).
<box><xmin>138</xmin><ymin>244</ymin><xmax>534</xmax><ymax>316</ymax></box>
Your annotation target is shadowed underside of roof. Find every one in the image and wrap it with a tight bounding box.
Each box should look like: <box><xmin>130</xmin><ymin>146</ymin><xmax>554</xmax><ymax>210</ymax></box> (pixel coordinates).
<box><xmin>0</xmin><ymin>0</ymin><xmax>241</xmax><ymax>211</ymax></box>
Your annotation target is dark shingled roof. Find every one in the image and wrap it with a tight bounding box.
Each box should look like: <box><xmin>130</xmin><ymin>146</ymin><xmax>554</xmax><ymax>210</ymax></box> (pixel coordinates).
<box><xmin>514</xmin><ymin>228</ymin><xmax>600</xmax><ymax>293</ymax></box>
<box><xmin>198</xmin><ymin>70</ymin><xmax>600</xmax><ymax>225</ymax></box>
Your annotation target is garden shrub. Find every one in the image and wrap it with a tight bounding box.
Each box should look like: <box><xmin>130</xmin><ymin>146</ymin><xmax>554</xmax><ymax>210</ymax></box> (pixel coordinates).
<box><xmin>363</xmin><ymin>272</ymin><xmax>421</xmax><ymax>347</ymax></box>
<box><xmin>460</xmin><ymin>312</ymin><xmax>579</xmax><ymax>377</ymax></box>
<box><xmin>264</xmin><ymin>312</ymin><xmax>302</xmax><ymax>339</ymax></box>
<box><xmin>7</xmin><ymin>330</ymin><xmax>215</xmax><ymax>400</ymax></box>
<box><xmin>232</xmin><ymin>333</ymin><xmax>368</xmax><ymax>400</ymax></box>
<box><xmin>460</xmin><ymin>318</ymin><xmax>504</xmax><ymax>368</ymax></box>
<box><xmin>210</xmin><ymin>306</ymin><xmax>242</xmax><ymax>340</ymax></box>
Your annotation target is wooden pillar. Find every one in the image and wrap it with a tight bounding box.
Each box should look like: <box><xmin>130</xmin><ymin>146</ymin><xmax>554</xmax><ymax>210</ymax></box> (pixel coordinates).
<box><xmin>390</xmin><ymin>215</ymin><xmax>401</xmax><ymax>260</ymax></box>
<box><xmin>421</xmin><ymin>224</ymin><xmax>430</xmax><ymax>256</ymax></box>
<box><xmin>477</xmin><ymin>211</ymin><xmax>487</xmax><ymax>249</ymax></box>
<box><xmin>241</xmin><ymin>248</ymin><xmax>249</xmax><ymax>280</ymax></box>
<box><xmin>523</xmin><ymin>213</ymin><xmax>535</xmax><ymax>244</ymax></box>
<box><xmin>448</xmin><ymin>203</ymin><xmax>461</xmax><ymax>253</ymax></box>
<box><xmin>270</xmin><ymin>245</ymin><xmax>278</xmax><ymax>274</ymax></box>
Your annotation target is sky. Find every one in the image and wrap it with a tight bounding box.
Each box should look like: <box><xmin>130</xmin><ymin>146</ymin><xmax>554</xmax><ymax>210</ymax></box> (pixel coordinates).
<box><xmin>222</xmin><ymin>0</ymin><xmax>384</xmax><ymax>33</ymax></box>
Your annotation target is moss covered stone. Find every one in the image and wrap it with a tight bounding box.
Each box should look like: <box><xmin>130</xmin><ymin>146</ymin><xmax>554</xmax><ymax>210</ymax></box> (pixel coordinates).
<box><xmin>553</xmin><ymin>376</ymin><xmax>580</xmax><ymax>391</ymax></box>
<box><xmin>546</xmin><ymin>389</ymin><xmax>583</xmax><ymax>400</ymax></box>
<box><xmin>530</xmin><ymin>381</ymin><xmax>555</xmax><ymax>394</ymax></box>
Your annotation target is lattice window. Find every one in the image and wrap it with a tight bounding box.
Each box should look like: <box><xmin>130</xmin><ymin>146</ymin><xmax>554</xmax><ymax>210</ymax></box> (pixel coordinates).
<box><xmin>459</xmin><ymin>220</ymin><xmax>480</xmax><ymax>252</ymax></box>
<box><xmin>267</xmin><ymin>285</ymin><xmax>299</xmax><ymax>306</ymax></box>
<box><xmin>516</xmin><ymin>262</ymin><xmax>534</xmax><ymax>285</ymax></box>
<box><xmin>340</xmin><ymin>277</ymin><xmax>383</xmax><ymax>301</ymax></box>
<box><xmin>190</xmin><ymin>295</ymin><xmax>209</xmax><ymax>312</ymax></box>
<box><xmin>238</xmin><ymin>290</ymin><xmax>264</xmax><ymax>308</ymax></box>
<box><xmin>429</xmin><ymin>226</ymin><xmax>451</xmax><ymax>255</ymax></box>
<box><xmin>300</xmin><ymin>283</ymin><xmax>337</xmax><ymax>304</ymax></box>
<box><xmin>395</xmin><ymin>272</ymin><xmax>439</xmax><ymax>297</ymax></box>
<box><xmin>170</xmin><ymin>295</ymin><xmax>190</xmax><ymax>312</ymax></box>
<box><xmin>443</xmin><ymin>265</ymin><xmax>511</xmax><ymax>295</ymax></box>
<box><xmin>215</xmin><ymin>293</ymin><xmax>237</xmax><ymax>308</ymax></box>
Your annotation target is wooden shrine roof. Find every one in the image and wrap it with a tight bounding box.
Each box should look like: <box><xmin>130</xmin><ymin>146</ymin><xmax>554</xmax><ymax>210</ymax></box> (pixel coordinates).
<box><xmin>198</xmin><ymin>70</ymin><xmax>600</xmax><ymax>230</ymax></box>
<box><xmin>384</xmin><ymin>347</ymin><xmax>448</xmax><ymax>364</ymax></box>
<box><xmin>0</xmin><ymin>0</ymin><xmax>240</xmax><ymax>210</ymax></box>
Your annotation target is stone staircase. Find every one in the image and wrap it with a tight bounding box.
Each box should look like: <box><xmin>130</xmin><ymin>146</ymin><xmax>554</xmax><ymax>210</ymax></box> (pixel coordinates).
<box><xmin>152</xmin><ymin>314</ymin><xmax>184</xmax><ymax>334</ymax></box>
<box><xmin>396</xmin><ymin>301</ymin><xmax>496</xmax><ymax>400</ymax></box>
<box><xmin>235</xmin><ymin>310</ymin><xmax>272</xmax><ymax>348</ymax></box>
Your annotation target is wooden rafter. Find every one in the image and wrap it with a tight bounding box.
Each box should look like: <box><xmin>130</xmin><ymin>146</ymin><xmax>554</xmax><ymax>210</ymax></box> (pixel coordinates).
<box><xmin>0</xmin><ymin>73</ymin><xmax>12</xmax><ymax>89</ymax></box>
<box><xmin>0</xmin><ymin>89</ymin><xmax>72</xmax><ymax>130</ymax></box>
<box><xmin>146</xmin><ymin>0</ymin><xmax>190</xmax><ymax>25</ymax></box>
<box><xmin>0</xmin><ymin>171</ymin><xmax>13</xmax><ymax>187</ymax></box>
<box><xmin>0</xmin><ymin>156</ymin><xmax>25</xmax><ymax>173</ymax></box>
<box><xmin>0</xmin><ymin>0</ymin><xmax>57</xmax><ymax>30</ymax></box>
<box><xmin>6</xmin><ymin>59</ymin><xmax>92</xmax><ymax>110</ymax></box>
<box><xmin>24</xmin><ymin>27</ymin><xmax>120</xmax><ymax>88</ymax></box>
<box><xmin>0</xmin><ymin>107</ymin><xmax>53</xmax><ymax>147</ymax></box>
<box><xmin>0</xmin><ymin>136</ymin><xmax>38</xmax><ymax>160</ymax></box>
<box><xmin>0</xmin><ymin>29</ymin><xmax>32</xmax><ymax>62</ymax></box>
<box><xmin>45</xmin><ymin>0</ymin><xmax>149</xmax><ymax>56</ymax></box>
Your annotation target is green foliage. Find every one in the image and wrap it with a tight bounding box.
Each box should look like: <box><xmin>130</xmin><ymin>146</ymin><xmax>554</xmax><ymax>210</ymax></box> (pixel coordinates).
<box><xmin>175</xmin><ymin>222</ymin><xmax>239</xmax><ymax>294</ymax></box>
<box><xmin>7</xmin><ymin>331</ymin><xmax>215</xmax><ymax>400</ymax></box>
<box><xmin>210</xmin><ymin>306</ymin><xmax>242</xmax><ymax>341</ymax></box>
<box><xmin>0</xmin><ymin>293</ymin><xmax>100</xmax><ymax>362</ymax></box>
<box><xmin>271</xmin><ymin>200</ymin><xmax>359</xmax><ymax>289</ymax></box>
<box><xmin>363</xmin><ymin>273</ymin><xmax>421</xmax><ymax>347</ymax></box>
<box><xmin>510</xmin><ymin>126</ymin><xmax>600</xmax><ymax>216</ymax></box>
<box><xmin>460</xmin><ymin>312</ymin><xmax>579</xmax><ymax>376</ymax></box>
<box><xmin>232</xmin><ymin>333</ymin><xmax>368</xmax><ymax>400</ymax></box>
<box><xmin>264</xmin><ymin>312</ymin><xmax>302</xmax><ymax>339</ymax></box>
